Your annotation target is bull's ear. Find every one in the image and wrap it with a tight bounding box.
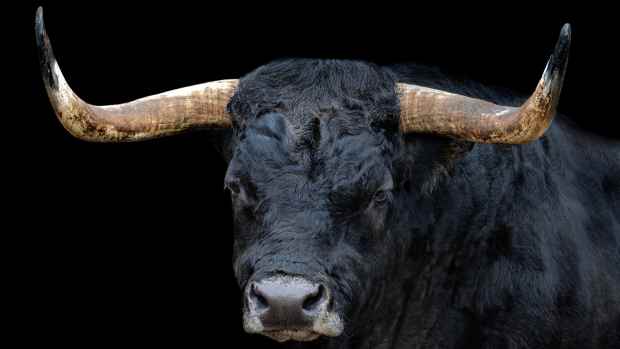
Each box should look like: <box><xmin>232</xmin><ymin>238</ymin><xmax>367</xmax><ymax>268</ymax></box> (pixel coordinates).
<box><xmin>423</xmin><ymin>140</ymin><xmax>474</xmax><ymax>194</ymax></box>
<box><xmin>401</xmin><ymin>135</ymin><xmax>474</xmax><ymax>195</ymax></box>
<box><xmin>438</xmin><ymin>140</ymin><xmax>475</xmax><ymax>173</ymax></box>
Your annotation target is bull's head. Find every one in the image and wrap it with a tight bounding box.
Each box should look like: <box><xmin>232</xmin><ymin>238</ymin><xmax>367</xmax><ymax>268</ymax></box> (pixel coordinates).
<box><xmin>36</xmin><ymin>7</ymin><xmax>570</xmax><ymax>344</ymax></box>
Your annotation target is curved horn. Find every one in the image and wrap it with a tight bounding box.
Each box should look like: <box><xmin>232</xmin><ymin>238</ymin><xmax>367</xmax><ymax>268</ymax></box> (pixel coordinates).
<box><xmin>398</xmin><ymin>24</ymin><xmax>571</xmax><ymax>144</ymax></box>
<box><xmin>35</xmin><ymin>7</ymin><xmax>237</xmax><ymax>142</ymax></box>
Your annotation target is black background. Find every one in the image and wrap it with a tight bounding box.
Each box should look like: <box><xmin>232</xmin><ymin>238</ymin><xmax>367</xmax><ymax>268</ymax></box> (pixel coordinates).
<box><xmin>16</xmin><ymin>2</ymin><xmax>618</xmax><ymax>347</ymax></box>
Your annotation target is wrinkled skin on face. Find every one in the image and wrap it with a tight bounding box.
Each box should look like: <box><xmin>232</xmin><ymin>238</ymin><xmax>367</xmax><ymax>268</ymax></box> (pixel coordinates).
<box><xmin>228</xmin><ymin>111</ymin><xmax>397</xmax><ymax>313</ymax></box>
<box><xmin>221</xmin><ymin>60</ymin><xmax>424</xmax><ymax>346</ymax></box>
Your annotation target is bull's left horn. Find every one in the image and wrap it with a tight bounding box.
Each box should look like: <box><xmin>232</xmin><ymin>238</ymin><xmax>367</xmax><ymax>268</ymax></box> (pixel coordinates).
<box><xmin>35</xmin><ymin>7</ymin><xmax>237</xmax><ymax>142</ymax></box>
<box><xmin>398</xmin><ymin>24</ymin><xmax>571</xmax><ymax>144</ymax></box>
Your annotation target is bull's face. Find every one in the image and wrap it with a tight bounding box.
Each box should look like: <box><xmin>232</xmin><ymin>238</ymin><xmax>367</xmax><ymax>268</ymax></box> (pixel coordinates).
<box><xmin>226</xmin><ymin>108</ymin><xmax>401</xmax><ymax>342</ymax></box>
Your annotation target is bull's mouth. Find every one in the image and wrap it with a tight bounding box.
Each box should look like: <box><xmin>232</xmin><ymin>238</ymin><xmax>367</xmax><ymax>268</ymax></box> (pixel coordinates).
<box><xmin>262</xmin><ymin>329</ymin><xmax>322</xmax><ymax>342</ymax></box>
<box><xmin>243</xmin><ymin>307</ymin><xmax>345</xmax><ymax>342</ymax></box>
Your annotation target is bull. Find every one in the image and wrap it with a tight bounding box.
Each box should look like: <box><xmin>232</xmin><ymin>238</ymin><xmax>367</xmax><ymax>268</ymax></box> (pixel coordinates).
<box><xmin>36</xmin><ymin>7</ymin><xmax>620</xmax><ymax>348</ymax></box>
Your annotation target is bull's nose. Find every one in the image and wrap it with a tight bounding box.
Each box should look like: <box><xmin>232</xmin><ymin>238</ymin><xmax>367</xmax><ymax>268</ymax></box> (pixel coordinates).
<box><xmin>247</xmin><ymin>277</ymin><xmax>329</xmax><ymax>330</ymax></box>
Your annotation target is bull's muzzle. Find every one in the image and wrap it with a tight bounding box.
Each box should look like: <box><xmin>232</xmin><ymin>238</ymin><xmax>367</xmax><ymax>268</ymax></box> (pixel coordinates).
<box><xmin>243</xmin><ymin>275</ymin><xmax>343</xmax><ymax>342</ymax></box>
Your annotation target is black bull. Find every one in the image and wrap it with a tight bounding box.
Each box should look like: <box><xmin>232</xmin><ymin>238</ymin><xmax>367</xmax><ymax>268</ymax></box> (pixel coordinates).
<box><xmin>36</xmin><ymin>9</ymin><xmax>620</xmax><ymax>348</ymax></box>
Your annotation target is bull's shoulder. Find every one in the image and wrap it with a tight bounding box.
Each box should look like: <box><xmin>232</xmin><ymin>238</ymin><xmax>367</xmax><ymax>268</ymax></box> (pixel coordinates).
<box><xmin>448</xmin><ymin>218</ymin><xmax>620</xmax><ymax>347</ymax></box>
<box><xmin>440</xmin><ymin>122</ymin><xmax>620</xmax><ymax>347</ymax></box>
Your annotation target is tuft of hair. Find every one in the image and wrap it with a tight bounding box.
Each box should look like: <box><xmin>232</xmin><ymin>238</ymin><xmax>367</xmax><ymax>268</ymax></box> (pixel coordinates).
<box><xmin>228</xmin><ymin>59</ymin><xmax>401</xmax><ymax>136</ymax></box>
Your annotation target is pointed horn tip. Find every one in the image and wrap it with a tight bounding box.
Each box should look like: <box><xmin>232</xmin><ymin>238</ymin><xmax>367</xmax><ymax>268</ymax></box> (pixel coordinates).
<box><xmin>35</xmin><ymin>6</ymin><xmax>50</xmax><ymax>54</ymax></box>
<box><xmin>35</xmin><ymin>7</ymin><xmax>45</xmax><ymax>43</ymax></box>
<box><xmin>553</xmin><ymin>23</ymin><xmax>572</xmax><ymax>60</ymax></box>
<box><xmin>557</xmin><ymin>23</ymin><xmax>572</xmax><ymax>53</ymax></box>
<box><xmin>540</xmin><ymin>24</ymin><xmax>571</xmax><ymax>86</ymax></box>
<box><xmin>560</xmin><ymin>23</ymin><xmax>571</xmax><ymax>41</ymax></box>
<box><xmin>35</xmin><ymin>6</ymin><xmax>62</xmax><ymax>92</ymax></box>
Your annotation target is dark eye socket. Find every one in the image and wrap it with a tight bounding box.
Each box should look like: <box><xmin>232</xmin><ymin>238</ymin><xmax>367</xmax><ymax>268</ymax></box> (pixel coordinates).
<box><xmin>225</xmin><ymin>177</ymin><xmax>259</xmax><ymax>209</ymax></box>
<box><xmin>373</xmin><ymin>190</ymin><xmax>389</xmax><ymax>204</ymax></box>
<box><xmin>225</xmin><ymin>179</ymin><xmax>241</xmax><ymax>195</ymax></box>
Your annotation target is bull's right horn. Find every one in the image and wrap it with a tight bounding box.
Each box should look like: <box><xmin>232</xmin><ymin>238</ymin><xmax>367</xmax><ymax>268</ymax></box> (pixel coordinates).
<box><xmin>35</xmin><ymin>7</ymin><xmax>237</xmax><ymax>142</ymax></box>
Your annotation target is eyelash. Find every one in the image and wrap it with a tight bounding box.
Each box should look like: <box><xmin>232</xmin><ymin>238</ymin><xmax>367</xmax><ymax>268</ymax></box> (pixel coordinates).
<box><xmin>373</xmin><ymin>190</ymin><xmax>389</xmax><ymax>204</ymax></box>
<box><xmin>372</xmin><ymin>189</ymin><xmax>394</xmax><ymax>207</ymax></box>
<box><xmin>225</xmin><ymin>180</ymin><xmax>241</xmax><ymax>196</ymax></box>
<box><xmin>226</xmin><ymin>178</ymin><xmax>260</xmax><ymax>212</ymax></box>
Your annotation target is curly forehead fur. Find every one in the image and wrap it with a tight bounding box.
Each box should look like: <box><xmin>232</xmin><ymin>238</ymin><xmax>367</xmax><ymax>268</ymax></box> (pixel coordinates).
<box><xmin>227</xmin><ymin>59</ymin><xmax>401</xmax><ymax>137</ymax></box>
<box><xmin>225</xmin><ymin>59</ymin><xmax>404</xmax><ymax>188</ymax></box>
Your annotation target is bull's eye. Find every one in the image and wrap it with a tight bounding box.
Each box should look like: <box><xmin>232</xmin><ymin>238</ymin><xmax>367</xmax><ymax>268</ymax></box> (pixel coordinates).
<box><xmin>226</xmin><ymin>182</ymin><xmax>241</xmax><ymax>195</ymax></box>
<box><xmin>225</xmin><ymin>177</ymin><xmax>258</xmax><ymax>209</ymax></box>
<box><xmin>373</xmin><ymin>190</ymin><xmax>389</xmax><ymax>204</ymax></box>
<box><xmin>225</xmin><ymin>180</ymin><xmax>241</xmax><ymax>196</ymax></box>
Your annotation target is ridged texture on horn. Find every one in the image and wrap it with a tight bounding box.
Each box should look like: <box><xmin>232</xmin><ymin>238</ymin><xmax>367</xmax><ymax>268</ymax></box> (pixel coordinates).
<box><xmin>398</xmin><ymin>24</ymin><xmax>571</xmax><ymax>144</ymax></box>
<box><xmin>35</xmin><ymin>7</ymin><xmax>237</xmax><ymax>142</ymax></box>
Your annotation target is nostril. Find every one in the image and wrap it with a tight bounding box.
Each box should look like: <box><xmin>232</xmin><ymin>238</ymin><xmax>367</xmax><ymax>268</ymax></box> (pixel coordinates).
<box><xmin>302</xmin><ymin>284</ymin><xmax>326</xmax><ymax>311</ymax></box>
<box><xmin>250</xmin><ymin>283</ymin><xmax>269</xmax><ymax>311</ymax></box>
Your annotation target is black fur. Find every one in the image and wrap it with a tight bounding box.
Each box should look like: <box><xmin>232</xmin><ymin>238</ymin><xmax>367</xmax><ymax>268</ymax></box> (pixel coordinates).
<box><xmin>223</xmin><ymin>59</ymin><xmax>620</xmax><ymax>348</ymax></box>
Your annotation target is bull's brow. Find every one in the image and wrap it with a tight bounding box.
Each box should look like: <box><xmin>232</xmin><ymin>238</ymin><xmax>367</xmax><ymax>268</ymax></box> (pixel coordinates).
<box><xmin>330</xmin><ymin>160</ymin><xmax>388</xmax><ymax>194</ymax></box>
